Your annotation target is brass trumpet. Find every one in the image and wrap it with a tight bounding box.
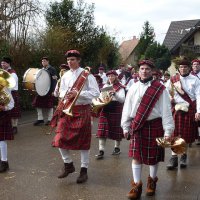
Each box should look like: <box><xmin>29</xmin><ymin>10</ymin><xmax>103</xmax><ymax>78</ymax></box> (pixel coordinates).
<box><xmin>156</xmin><ymin>137</ymin><xmax>187</xmax><ymax>154</ymax></box>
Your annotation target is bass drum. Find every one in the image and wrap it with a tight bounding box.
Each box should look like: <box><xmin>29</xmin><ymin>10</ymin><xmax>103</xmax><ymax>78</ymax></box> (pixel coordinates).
<box><xmin>23</xmin><ymin>68</ymin><xmax>51</xmax><ymax>96</ymax></box>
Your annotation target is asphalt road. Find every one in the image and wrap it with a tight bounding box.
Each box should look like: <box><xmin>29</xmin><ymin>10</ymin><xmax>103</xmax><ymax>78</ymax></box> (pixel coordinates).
<box><xmin>0</xmin><ymin>111</ymin><xmax>199</xmax><ymax>200</ymax></box>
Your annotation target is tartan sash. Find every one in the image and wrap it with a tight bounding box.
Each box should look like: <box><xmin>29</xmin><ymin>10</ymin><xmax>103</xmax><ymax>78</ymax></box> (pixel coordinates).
<box><xmin>171</xmin><ymin>74</ymin><xmax>195</xmax><ymax>109</ymax></box>
<box><xmin>131</xmin><ymin>80</ymin><xmax>165</xmax><ymax>132</ymax></box>
<box><xmin>113</xmin><ymin>82</ymin><xmax>125</xmax><ymax>92</ymax></box>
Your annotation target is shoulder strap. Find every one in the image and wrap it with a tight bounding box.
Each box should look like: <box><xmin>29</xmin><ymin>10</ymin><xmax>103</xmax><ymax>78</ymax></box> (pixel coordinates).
<box><xmin>131</xmin><ymin>80</ymin><xmax>165</xmax><ymax>132</ymax></box>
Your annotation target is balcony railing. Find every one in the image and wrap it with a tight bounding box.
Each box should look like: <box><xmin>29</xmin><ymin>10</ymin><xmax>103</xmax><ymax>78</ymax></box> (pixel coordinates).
<box><xmin>181</xmin><ymin>44</ymin><xmax>200</xmax><ymax>54</ymax></box>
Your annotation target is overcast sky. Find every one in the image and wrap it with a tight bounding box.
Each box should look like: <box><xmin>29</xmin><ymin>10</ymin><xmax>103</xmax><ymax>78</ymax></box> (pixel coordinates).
<box><xmin>43</xmin><ymin>0</ymin><xmax>200</xmax><ymax>44</ymax></box>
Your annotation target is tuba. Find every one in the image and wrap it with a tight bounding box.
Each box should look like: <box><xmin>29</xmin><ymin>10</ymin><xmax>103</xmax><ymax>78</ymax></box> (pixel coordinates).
<box><xmin>0</xmin><ymin>69</ymin><xmax>16</xmax><ymax>106</ymax></box>
<box><xmin>91</xmin><ymin>85</ymin><xmax>114</xmax><ymax>113</ymax></box>
<box><xmin>156</xmin><ymin>137</ymin><xmax>187</xmax><ymax>154</ymax></box>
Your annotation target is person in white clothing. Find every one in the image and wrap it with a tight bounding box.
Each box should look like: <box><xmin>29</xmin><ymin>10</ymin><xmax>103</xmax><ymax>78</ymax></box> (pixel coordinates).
<box><xmin>166</xmin><ymin>58</ymin><xmax>200</xmax><ymax>170</ymax></box>
<box><xmin>98</xmin><ymin>66</ymin><xmax>108</xmax><ymax>84</ymax></box>
<box><xmin>95</xmin><ymin>70</ymin><xmax>125</xmax><ymax>159</ymax></box>
<box><xmin>51</xmin><ymin>50</ymin><xmax>100</xmax><ymax>184</ymax></box>
<box><xmin>121</xmin><ymin>59</ymin><xmax>174</xmax><ymax>199</ymax></box>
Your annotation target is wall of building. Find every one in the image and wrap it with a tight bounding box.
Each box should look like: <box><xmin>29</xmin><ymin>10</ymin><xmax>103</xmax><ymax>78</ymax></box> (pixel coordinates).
<box><xmin>194</xmin><ymin>31</ymin><xmax>200</xmax><ymax>45</ymax></box>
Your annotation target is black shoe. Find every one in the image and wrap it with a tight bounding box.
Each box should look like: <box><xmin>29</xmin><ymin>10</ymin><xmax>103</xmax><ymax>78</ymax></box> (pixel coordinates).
<box><xmin>0</xmin><ymin>161</ymin><xmax>9</xmax><ymax>173</ymax></box>
<box><xmin>112</xmin><ymin>147</ymin><xmax>121</xmax><ymax>155</ymax></box>
<box><xmin>13</xmin><ymin>127</ymin><xmax>18</xmax><ymax>134</ymax></box>
<box><xmin>95</xmin><ymin>150</ymin><xmax>104</xmax><ymax>159</ymax></box>
<box><xmin>45</xmin><ymin>121</ymin><xmax>51</xmax><ymax>126</ymax></box>
<box><xmin>58</xmin><ymin>162</ymin><xmax>75</xmax><ymax>178</ymax></box>
<box><xmin>166</xmin><ymin>156</ymin><xmax>178</xmax><ymax>170</ymax></box>
<box><xmin>33</xmin><ymin>120</ymin><xmax>44</xmax><ymax>126</ymax></box>
<box><xmin>180</xmin><ymin>154</ymin><xmax>187</xmax><ymax>168</ymax></box>
<box><xmin>76</xmin><ymin>167</ymin><xmax>88</xmax><ymax>184</ymax></box>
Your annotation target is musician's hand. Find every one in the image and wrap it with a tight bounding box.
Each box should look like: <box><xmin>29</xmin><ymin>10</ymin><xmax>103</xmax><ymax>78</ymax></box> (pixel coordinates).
<box><xmin>66</xmin><ymin>89</ymin><xmax>77</xmax><ymax>100</ymax></box>
<box><xmin>124</xmin><ymin>132</ymin><xmax>131</xmax><ymax>140</ymax></box>
<box><xmin>195</xmin><ymin>113</ymin><xmax>200</xmax><ymax>121</ymax></box>
<box><xmin>164</xmin><ymin>135</ymin><xmax>171</xmax><ymax>141</ymax></box>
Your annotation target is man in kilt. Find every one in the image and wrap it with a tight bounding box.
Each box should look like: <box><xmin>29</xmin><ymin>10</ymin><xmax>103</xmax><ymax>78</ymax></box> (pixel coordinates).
<box><xmin>0</xmin><ymin>87</ymin><xmax>14</xmax><ymax>172</ymax></box>
<box><xmin>121</xmin><ymin>60</ymin><xmax>174</xmax><ymax>199</ymax></box>
<box><xmin>95</xmin><ymin>70</ymin><xmax>125</xmax><ymax>159</ymax></box>
<box><xmin>32</xmin><ymin>57</ymin><xmax>57</xmax><ymax>126</ymax></box>
<box><xmin>166</xmin><ymin>58</ymin><xmax>200</xmax><ymax>170</ymax></box>
<box><xmin>191</xmin><ymin>59</ymin><xmax>200</xmax><ymax>145</ymax></box>
<box><xmin>51</xmin><ymin>50</ymin><xmax>99</xmax><ymax>183</ymax></box>
<box><xmin>1</xmin><ymin>57</ymin><xmax>21</xmax><ymax>134</ymax></box>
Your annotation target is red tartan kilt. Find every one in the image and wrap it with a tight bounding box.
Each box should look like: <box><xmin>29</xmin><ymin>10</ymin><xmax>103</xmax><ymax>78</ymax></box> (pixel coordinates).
<box><xmin>97</xmin><ymin>101</ymin><xmax>124</xmax><ymax>141</ymax></box>
<box><xmin>10</xmin><ymin>91</ymin><xmax>21</xmax><ymax>118</ymax></box>
<box><xmin>129</xmin><ymin>118</ymin><xmax>164</xmax><ymax>165</ymax></box>
<box><xmin>173</xmin><ymin>107</ymin><xmax>198</xmax><ymax>143</ymax></box>
<box><xmin>52</xmin><ymin>105</ymin><xmax>91</xmax><ymax>150</ymax></box>
<box><xmin>32</xmin><ymin>95</ymin><xmax>55</xmax><ymax>108</ymax></box>
<box><xmin>0</xmin><ymin>112</ymin><xmax>14</xmax><ymax>141</ymax></box>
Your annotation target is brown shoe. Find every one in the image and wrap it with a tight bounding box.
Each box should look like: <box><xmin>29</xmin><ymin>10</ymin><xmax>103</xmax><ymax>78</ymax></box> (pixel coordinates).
<box><xmin>58</xmin><ymin>162</ymin><xmax>75</xmax><ymax>178</ymax></box>
<box><xmin>0</xmin><ymin>161</ymin><xmax>9</xmax><ymax>173</ymax></box>
<box><xmin>76</xmin><ymin>167</ymin><xmax>88</xmax><ymax>184</ymax></box>
<box><xmin>127</xmin><ymin>180</ymin><xmax>142</xmax><ymax>200</ymax></box>
<box><xmin>146</xmin><ymin>176</ymin><xmax>158</xmax><ymax>196</ymax></box>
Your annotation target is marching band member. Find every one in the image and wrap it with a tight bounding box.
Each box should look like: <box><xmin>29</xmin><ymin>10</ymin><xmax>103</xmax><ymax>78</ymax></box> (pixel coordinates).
<box><xmin>96</xmin><ymin>70</ymin><xmax>125</xmax><ymax>159</ymax></box>
<box><xmin>0</xmin><ymin>87</ymin><xmax>14</xmax><ymax>172</ymax></box>
<box><xmin>94</xmin><ymin>74</ymin><xmax>104</xmax><ymax>90</ymax></box>
<box><xmin>166</xmin><ymin>58</ymin><xmax>200</xmax><ymax>170</ymax></box>
<box><xmin>32</xmin><ymin>57</ymin><xmax>57</xmax><ymax>126</ymax></box>
<box><xmin>98</xmin><ymin>66</ymin><xmax>108</xmax><ymax>84</ymax></box>
<box><xmin>121</xmin><ymin>60</ymin><xmax>174</xmax><ymax>199</ymax></box>
<box><xmin>1</xmin><ymin>57</ymin><xmax>21</xmax><ymax>134</ymax></box>
<box><xmin>191</xmin><ymin>59</ymin><xmax>200</xmax><ymax>79</ymax></box>
<box><xmin>116</xmin><ymin>63</ymin><xmax>126</xmax><ymax>85</ymax></box>
<box><xmin>52</xmin><ymin>50</ymin><xmax>99</xmax><ymax>184</ymax></box>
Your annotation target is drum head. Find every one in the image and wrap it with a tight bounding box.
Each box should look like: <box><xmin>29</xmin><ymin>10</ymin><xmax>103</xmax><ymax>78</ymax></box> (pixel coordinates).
<box><xmin>35</xmin><ymin>69</ymin><xmax>51</xmax><ymax>96</ymax></box>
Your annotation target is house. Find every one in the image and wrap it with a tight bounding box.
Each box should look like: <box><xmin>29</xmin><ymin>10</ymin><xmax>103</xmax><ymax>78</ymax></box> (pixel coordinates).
<box><xmin>163</xmin><ymin>19</ymin><xmax>200</xmax><ymax>74</ymax></box>
<box><xmin>118</xmin><ymin>36</ymin><xmax>139</xmax><ymax>65</ymax></box>
<box><xmin>163</xmin><ymin>19</ymin><xmax>200</xmax><ymax>56</ymax></box>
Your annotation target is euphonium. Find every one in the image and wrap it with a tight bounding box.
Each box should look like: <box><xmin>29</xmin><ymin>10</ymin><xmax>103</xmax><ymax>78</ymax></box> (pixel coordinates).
<box><xmin>0</xmin><ymin>69</ymin><xmax>16</xmax><ymax>106</ymax></box>
<box><xmin>156</xmin><ymin>137</ymin><xmax>186</xmax><ymax>154</ymax></box>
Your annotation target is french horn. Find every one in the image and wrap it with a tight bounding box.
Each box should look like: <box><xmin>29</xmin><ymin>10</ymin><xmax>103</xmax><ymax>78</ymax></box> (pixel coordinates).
<box><xmin>156</xmin><ymin>137</ymin><xmax>187</xmax><ymax>154</ymax></box>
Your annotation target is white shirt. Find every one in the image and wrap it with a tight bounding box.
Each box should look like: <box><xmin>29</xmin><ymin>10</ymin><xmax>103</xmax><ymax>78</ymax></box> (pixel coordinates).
<box><xmin>116</xmin><ymin>69</ymin><xmax>126</xmax><ymax>85</ymax></box>
<box><xmin>121</xmin><ymin>80</ymin><xmax>174</xmax><ymax>136</ymax></box>
<box><xmin>166</xmin><ymin>74</ymin><xmax>200</xmax><ymax>113</ymax></box>
<box><xmin>6</xmin><ymin>67</ymin><xmax>18</xmax><ymax>91</ymax></box>
<box><xmin>102</xmin><ymin>83</ymin><xmax>125</xmax><ymax>103</ymax></box>
<box><xmin>98</xmin><ymin>72</ymin><xmax>108</xmax><ymax>84</ymax></box>
<box><xmin>59</xmin><ymin>67</ymin><xmax>100</xmax><ymax>105</ymax></box>
<box><xmin>126</xmin><ymin>79</ymin><xmax>136</xmax><ymax>91</ymax></box>
<box><xmin>3</xmin><ymin>88</ymin><xmax>14</xmax><ymax>111</ymax></box>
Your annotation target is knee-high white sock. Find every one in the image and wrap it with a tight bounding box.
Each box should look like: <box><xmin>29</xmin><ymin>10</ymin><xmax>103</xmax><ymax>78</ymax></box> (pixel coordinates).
<box><xmin>132</xmin><ymin>163</ymin><xmax>142</xmax><ymax>183</ymax></box>
<box><xmin>59</xmin><ymin>148</ymin><xmax>72</xmax><ymax>163</ymax></box>
<box><xmin>37</xmin><ymin>108</ymin><xmax>43</xmax><ymax>120</ymax></box>
<box><xmin>11</xmin><ymin>118</ymin><xmax>18</xmax><ymax>127</ymax></box>
<box><xmin>149</xmin><ymin>164</ymin><xmax>158</xmax><ymax>179</ymax></box>
<box><xmin>99</xmin><ymin>138</ymin><xmax>106</xmax><ymax>151</ymax></box>
<box><xmin>81</xmin><ymin>150</ymin><xmax>89</xmax><ymax>168</ymax></box>
<box><xmin>0</xmin><ymin>141</ymin><xmax>8</xmax><ymax>161</ymax></box>
<box><xmin>47</xmin><ymin>108</ymin><xmax>54</xmax><ymax>121</ymax></box>
<box><xmin>114</xmin><ymin>140</ymin><xmax>120</xmax><ymax>148</ymax></box>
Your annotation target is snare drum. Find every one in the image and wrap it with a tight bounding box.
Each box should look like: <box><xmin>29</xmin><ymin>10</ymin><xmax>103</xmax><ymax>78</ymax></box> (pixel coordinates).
<box><xmin>23</xmin><ymin>68</ymin><xmax>51</xmax><ymax>96</ymax></box>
